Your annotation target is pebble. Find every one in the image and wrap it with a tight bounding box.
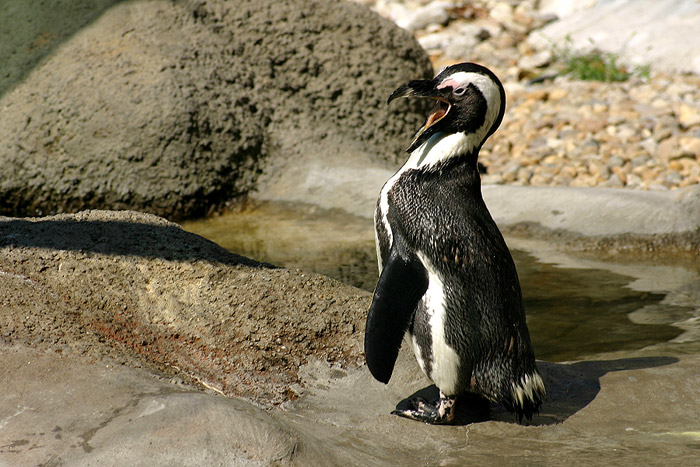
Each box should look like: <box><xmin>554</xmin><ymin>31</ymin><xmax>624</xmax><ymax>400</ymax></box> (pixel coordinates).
<box><xmin>395</xmin><ymin>1</ymin><xmax>454</xmax><ymax>31</ymax></box>
<box><xmin>489</xmin><ymin>2</ymin><xmax>514</xmax><ymax>24</ymax></box>
<box><xmin>356</xmin><ymin>0</ymin><xmax>700</xmax><ymax>191</ymax></box>
<box><xmin>678</xmin><ymin>104</ymin><xmax>700</xmax><ymax>129</ymax></box>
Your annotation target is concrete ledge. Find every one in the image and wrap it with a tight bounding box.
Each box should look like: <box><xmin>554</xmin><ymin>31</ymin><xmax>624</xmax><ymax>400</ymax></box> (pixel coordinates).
<box><xmin>484</xmin><ymin>184</ymin><xmax>700</xmax><ymax>237</ymax></box>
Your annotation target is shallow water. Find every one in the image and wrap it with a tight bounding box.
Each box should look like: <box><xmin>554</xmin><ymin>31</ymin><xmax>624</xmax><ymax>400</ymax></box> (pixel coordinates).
<box><xmin>183</xmin><ymin>202</ymin><xmax>700</xmax><ymax>362</ymax></box>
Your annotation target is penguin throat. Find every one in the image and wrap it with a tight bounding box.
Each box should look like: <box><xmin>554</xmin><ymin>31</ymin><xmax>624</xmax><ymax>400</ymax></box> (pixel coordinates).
<box><xmin>407</xmin><ymin>98</ymin><xmax>451</xmax><ymax>153</ymax></box>
<box><xmin>406</xmin><ymin>131</ymin><xmax>482</xmax><ymax>171</ymax></box>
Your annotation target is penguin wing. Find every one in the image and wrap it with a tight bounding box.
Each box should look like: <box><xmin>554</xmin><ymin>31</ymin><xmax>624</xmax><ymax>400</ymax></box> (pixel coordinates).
<box><xmin>365</xmin><ymin>233</ymin><xmax>428</xmax><ymax>383</ymax></box>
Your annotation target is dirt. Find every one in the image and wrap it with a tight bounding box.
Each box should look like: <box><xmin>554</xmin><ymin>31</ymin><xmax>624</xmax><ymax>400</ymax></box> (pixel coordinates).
<box><xmin>0</xmin><ymin>210</ymin><xmax>371</xmax><ymax>407</ymax></box>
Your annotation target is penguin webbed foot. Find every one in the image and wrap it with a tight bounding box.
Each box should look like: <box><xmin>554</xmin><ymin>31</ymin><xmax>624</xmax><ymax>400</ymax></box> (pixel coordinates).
<box><xmin>392</xmin><ymin>393</ymin><xmax>456</xmax><ymax>425</ymax></box>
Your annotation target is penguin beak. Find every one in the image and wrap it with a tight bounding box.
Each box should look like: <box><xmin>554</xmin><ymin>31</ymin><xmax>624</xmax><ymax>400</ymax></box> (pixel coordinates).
<box><xmin>388</xmin><ymin>80</ymin><xmax>452</xmax><ymax>151</ymax></box>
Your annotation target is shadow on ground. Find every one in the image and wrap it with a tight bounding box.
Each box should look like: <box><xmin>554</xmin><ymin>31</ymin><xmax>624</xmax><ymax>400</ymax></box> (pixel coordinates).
<box><xmin>397</xmin><ymin>356</ymin><xmax>679</xmax><ymax>426</ymax></box>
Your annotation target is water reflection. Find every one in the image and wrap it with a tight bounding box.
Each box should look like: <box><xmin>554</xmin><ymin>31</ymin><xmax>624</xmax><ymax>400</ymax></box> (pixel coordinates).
<box><xmin>513</xmin><ymin>249</ymin><xmax>682</xmax><ymax>361</ymax></box>
<box><xmin>183</xmin><ymin>202</ymin><xmax>378</xmax><ymax>290</ymax></box>
<box><xmin>183</xmin><ymin>202</ymin><xmax>696</xmax><ymax>362</ymax></box>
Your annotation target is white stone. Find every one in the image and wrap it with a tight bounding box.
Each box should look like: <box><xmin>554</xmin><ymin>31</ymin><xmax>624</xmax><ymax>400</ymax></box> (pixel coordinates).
<box><xmin>490</xmin><ymin>2</ymin><xmax>514</xmax><ymax>24</ymax></box>
<box><xmin>418</xmin><ymin>22</ymin><xmax>487</xmax><ymax>52</ymax></box>
<box><xmin>444</xmin><ymin>35</ymin><xmax>480</xmax><ymax>59</ymax></box>
<box><xmin>417</xmin><ymin>31</ymin><xmax>454</xmax><ymax>50</ymax></box>
<box><xmin>517</xmin><ymin>50</ymin><xmax>552</xmax><ymax>69</ymax></box>
<box><xmin>678</xmin><ymin>104</ymin><xmax>700</xmax><ymax>128</ymax></box>
<box><xmin>395</xmin><ymin>1</ymin><xmax>454</xmax><ymax>31</ymax></box>
<box><xmin>472</xmin><ymin>18</ymin><xmax>504</xmax><ymax>39</ymax></box>
<box><xmin>372</xmin><ymin>1</ymin><xmax>413</xmax><ymax>23</ymax></box>
<box><xmin>536</xmin><ymin>0</ymin><xmax>598</xmax><ymax>20</ymax></box>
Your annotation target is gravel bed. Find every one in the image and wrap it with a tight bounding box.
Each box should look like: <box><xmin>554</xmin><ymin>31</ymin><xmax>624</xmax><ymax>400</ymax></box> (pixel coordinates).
<box><xmin>353</xmin><ymin>0</ymin><xmax>700</xmax><ymax>191</ymax></box>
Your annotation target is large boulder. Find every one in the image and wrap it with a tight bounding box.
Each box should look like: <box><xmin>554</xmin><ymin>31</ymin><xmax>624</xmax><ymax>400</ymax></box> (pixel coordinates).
<box><xmin>0</xmin><ymin>0</ymin><xmax>432</xmax><ymax>219</ymax></box>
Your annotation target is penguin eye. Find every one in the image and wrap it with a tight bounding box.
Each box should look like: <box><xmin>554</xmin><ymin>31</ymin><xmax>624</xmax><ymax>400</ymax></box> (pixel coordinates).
<box><xmin>453</xmin><ymin>87</ymin><xmax>466</xmax><ymax>97</ymax></box>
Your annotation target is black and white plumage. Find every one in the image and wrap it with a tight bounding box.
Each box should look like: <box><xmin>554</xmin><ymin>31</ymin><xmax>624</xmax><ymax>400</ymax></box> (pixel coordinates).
<box><xmin>365</xmin><ymin>62</ymin><xmax>545</xmax><ymax>424</ymax></box>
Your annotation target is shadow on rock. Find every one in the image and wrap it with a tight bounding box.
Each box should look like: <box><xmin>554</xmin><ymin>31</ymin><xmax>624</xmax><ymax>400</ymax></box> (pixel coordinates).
<box><xmin>0</xmin><ymin>0</ymin><xmax>125</xmax><ymax>98</ymax></box>
<box><xmin>0</xmin><ymin>214</ymin><xmax>264</xmax><ymax>267</ymax></box>
<box><xmin>397</xmin><ymin>356</ymin><xmax>679</xmax><ymax>426</ymax></box>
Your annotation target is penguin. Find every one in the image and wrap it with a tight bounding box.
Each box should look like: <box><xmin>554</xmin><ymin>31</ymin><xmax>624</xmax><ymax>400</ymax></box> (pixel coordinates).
<box><xmin>365</xmin><ymin>62</ymin><xmax>545</xmax><ymax>424</ymax></box>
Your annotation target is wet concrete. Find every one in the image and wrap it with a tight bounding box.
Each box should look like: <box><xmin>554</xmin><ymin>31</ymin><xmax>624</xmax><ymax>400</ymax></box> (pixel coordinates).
<box><xmin>287</xmin><ymin>351</ymin><xmax>700</xmax><ymax>465</ymax></box>
<box><xmin>3</xmin><ymin>343</ymin><xmax>699</xmax><ymax>465</ymax></box>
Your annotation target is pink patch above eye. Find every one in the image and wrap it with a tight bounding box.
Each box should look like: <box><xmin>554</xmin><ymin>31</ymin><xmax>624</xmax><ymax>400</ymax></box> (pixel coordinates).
<box><xmin>437</xmin><ymin>78</ymin><xmax>460</xmax><ymax>90</ymax></box>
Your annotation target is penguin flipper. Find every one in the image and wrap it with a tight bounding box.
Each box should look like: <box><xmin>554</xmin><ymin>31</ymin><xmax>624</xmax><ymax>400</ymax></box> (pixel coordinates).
<box><xmin>365</xmin><ymin>236</ymin><xmax>428</xmax><ymax>384</ymax></box>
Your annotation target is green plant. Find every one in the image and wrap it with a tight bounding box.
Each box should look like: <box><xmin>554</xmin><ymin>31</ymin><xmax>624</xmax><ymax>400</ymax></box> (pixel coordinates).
<box><xmin>551</xmin><ymin>36</ymin><xmax>650</xmax><ymax>82</ymax></box>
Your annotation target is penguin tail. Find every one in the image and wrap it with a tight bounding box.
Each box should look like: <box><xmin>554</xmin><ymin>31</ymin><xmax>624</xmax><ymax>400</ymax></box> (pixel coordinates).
<box><xmin>506</xmin><ymin>371</ymin><xmax>546</xmax><ymax>423</ymax></box>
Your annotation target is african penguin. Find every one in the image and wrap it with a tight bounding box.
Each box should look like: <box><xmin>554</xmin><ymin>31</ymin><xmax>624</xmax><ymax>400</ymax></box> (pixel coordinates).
<box><xmin>365</xmin><ymin>62</ymin><xmax>545</xmax><ymax>424</ymax></box>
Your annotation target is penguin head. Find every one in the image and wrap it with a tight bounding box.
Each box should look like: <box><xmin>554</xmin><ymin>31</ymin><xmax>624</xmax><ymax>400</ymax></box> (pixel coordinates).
<box><xmin>388</xmin><ymin>63</ymin><xmax>506</xmax><ymax>155</ymax></box>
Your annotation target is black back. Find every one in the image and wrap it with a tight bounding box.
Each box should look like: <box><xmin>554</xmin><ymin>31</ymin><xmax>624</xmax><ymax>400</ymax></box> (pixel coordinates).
<box><xmin>386</xmin><ymin>158</ymin><xmax>538</xmax><ymax>401</ymax></box>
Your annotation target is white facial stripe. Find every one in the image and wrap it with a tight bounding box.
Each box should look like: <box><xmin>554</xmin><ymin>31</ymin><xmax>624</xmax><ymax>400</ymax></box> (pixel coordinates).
<box><xmin>442</xmin><ymin>71</ymin><xmax>502</xmax><ymax>139</ymax></box>
<box><xmin>402</xmin><ymin>71</ymin><xmax>503</xmax><ymax>170</ymax></box>
<box><xmin>440</xmin><ymin>71</ymin><xmax>501</xmax><ymax>104</ymax></box>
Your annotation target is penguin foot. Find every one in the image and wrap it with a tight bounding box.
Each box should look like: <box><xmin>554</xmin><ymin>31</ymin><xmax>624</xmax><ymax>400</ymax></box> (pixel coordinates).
<box><xmin>391</xmin><ymin>392</ymin><xmax>456</xmax><ymax>425</ymax></box>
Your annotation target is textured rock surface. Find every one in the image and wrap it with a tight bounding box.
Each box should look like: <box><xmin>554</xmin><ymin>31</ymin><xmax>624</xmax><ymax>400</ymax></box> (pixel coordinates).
<box><xmin>0</xmin><ymin>210</ymin><xmax>369</xmax><ymax>406</ymax></box>
<box><xmin>0</xmin><ymin>0</ymin><xmax>431</xmax><ymax>219</ymax></box>
<box><xmin>0</xmin><ymin>345</ymin><xmax>305</xmax><ymax>466</ymax></box>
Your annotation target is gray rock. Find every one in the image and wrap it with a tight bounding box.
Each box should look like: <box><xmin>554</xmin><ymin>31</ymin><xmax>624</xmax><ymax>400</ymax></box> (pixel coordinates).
<box><xmin>443</xmin><ymin>34</ymin><xmax>482</xmax><ymax>59</ymax></box>
<box><xmin>4</xmin><ymin>314</ymin><xmax>700</xmax><ymax>465</ymax></box>
<box><xmin>656</xmin><ymin>115</ymin><xmax>681</xmax><ymax>132</ymax></box>
<box><xmin>0</xmin><ymin>0</ymin><xmax>432</xmax><ymax>219</ymax></box>
<box><xmin>606</xmin><ymin>155</ymin><xmax>625</xmax><ymax>168</ymax></box>
<box><xmin>665</xmin><ymin>171</ymin><xmax>684</xmax><ymax>185</ymax></box>
<box><xmin>483</xmin><ymin>183</ymin><xmax>700</xmax><ymax>238</ymax></box>
<box><xmin>639</xmin><ymin>137</ymin><xmax>659</xmax><ymax>155</ymax></box>
<box><xmin>417</xmin><ymin>30</ymin><xmax>457</xmax><ymax>51</ymax></box>
<box><xmin>419</xmin><ymin>23</ymin><xmax>489</xmax><ymax>57</ymax></box>
<box><xmin>602</xmin><ymin>173</ymin><xmax>624</xmax><ymax>188</ymax></box>
<box><xmin>2</xmin><ymin>195</ymin><xmax>700</xmax><ymax>464</ymax></box>
<box><xmin>517</xmin><ymin>50</ymin><xmax>552</xmax><ymax>70</ymax></box>
<box><xmin>631</xmin><ymin>154</ymin><xmax>652</xmax><ymax>167</ymax></box>
<box><xmin>501</xmin><ymin>161</ymin><xmax>523</xmax><ymax>182</ymax></box>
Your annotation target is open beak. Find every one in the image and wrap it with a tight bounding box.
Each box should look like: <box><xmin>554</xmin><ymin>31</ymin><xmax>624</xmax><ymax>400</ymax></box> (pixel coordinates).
<box><xmin>388</xmin><ymin>80</ymin><xmax>452</xmax><ymax>152</ymax></box>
